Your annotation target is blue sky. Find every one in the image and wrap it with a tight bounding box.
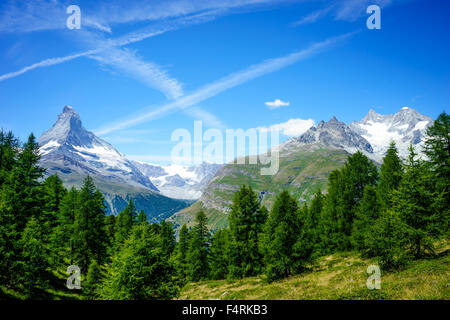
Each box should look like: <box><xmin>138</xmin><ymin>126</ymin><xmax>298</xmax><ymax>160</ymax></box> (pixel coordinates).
<box><xmin>0</xmin><ymin>0</ymin><xmax>449</xmax><ymax>164</ymax></box>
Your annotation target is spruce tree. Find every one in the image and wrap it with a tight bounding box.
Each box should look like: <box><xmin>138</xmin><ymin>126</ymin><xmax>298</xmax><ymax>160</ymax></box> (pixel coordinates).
<box><xmin>186</xmin><ymin>211</ymin><xmax>209</xmax><ymax>281</ymax></box>
<box><xmin>41</xmin><ymin>174</ymin><xmax>67</xmax><ymax>265</ymax></box>
<box><xmin>83</xmin><ymin>260</ymin><xmax>102</xmax><ymax>300</ymax></box>
<box><xmin>175</xmin><ymin>224</ymin><xmax>190</xmax><ymax>279</ymax></box>
<box><xmin>114</xmin><ymin>199</ymin><xmax>138</xmax><ymax>246</ymax></box>
<box><xmin>423</xmin><ymin>112</ymin><xmax>450</xmax><ymax>207</ymax></box>
<box><xmin>100</xmin><ymin>224</ymin><xmax>179</xmax><ymax>299</ymax></box>
<box><xmin>0</xmin><ymin>133</ymin><xmax>44</xmax><ymax>286</ymax></box>
<box><xmin>160</xmin><ymin>220</ymin><xmax>176</xmax><ymax>258</ymax></box>
<box><xmin>320</xmin><ymin>152</ymin><xmax>378</xmax><ymax>251</ymax></box>
<box><xmin>104</xmin><ymin>214</ymin><xmax>117</xmax><ymax>253</ymax></box>
<box><xmin>228</xmin><ymin>185</ymin><xmax>265</xmax><ymax>278</ymax></box>
<box><xmin>72</xmin><ymin>176</ymin><xmax>107</xmax><ymax>273</ymax></box>
<box><xmin>306</xmin><ymin>189</ymin><xmax>323</xmax><ymax>253</ymax></box>
<box><xmin>352</xmin><ymin>185</ymin><xmax>381</xmax><ymax>253</ymax></box>
<box><xmin>137</xmin><ymin>209</ymin><xmax>147</xmax><ymax>224</ymax></box>
<box><xmin>261</xmin><ymin>191</ymin><xmax>309</xmax><ymax>282</ymax></box>
<box><xmin>319</xmin><ymin>170</ymin><xmax>345</xmax><ymax>252</ymax></box>
<box><xmin>0</xmin><ymin>130</ymin><xmax>19</xmax><ymax>187</ymax></box>
<box><xmin>208</xmin><ymin>228</ymin><xmax>231</xmax><ymax>280</ymax></box>
<box><xmin>378</xmin><ymin>141</ymin><xmax>403</xmax><ymax>209</ymax></box>
<box><xmin>19</xmin><ymin>217</ymin><xmax>49</xmax><ymax>297</ymax></box>
<box><xmin>365</xmin><ymin>210</ymin><xmax>411</xmax><ymax>269</ymax></box>
<box><xmin>56</xmin><ymin>187</ymin><xmax>78</xmax><ymax>265</ymax></box>
<box><xmin>391</xmin><ymin>145</ymin><xmax>447</xmax><ymax>257</ymax></box>
<box><xmin>339</xmin><ymin>152</ymin><xmax>378</xmax><ymax>246</ymax></box>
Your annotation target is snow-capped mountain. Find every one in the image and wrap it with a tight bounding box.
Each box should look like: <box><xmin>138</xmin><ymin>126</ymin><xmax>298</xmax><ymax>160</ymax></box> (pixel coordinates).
<box><xmin>280</xmin><ymin>107</ymin><xmax>432</xmax><ymax>162</ymax></box>
<box><xmin>282</xmin><ymin>116</ymin><xmax>373</xmax><ymax>155</ymax></box>
<box><xmin>349</xmin><ymin>107</ymin><xmax>433</xmax><ymax>161</ymax></box>
<box><xmin>39</xmin><ymin>105</ymin><xmax>158</xmax><ymax>191</ymax></box>
<box><xmin>132</xmin><ymin>161</ymin><xmax>222</xmax><ymax>200</ymax></box>
<box><xmin>37</xmin><ymin>106</ymin><xmax>193</xmax><ymax>219</ymax></box>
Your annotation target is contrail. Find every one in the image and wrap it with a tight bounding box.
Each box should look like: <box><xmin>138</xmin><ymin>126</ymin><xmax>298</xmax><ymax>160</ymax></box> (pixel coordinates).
<box><xmin>0</xmin><ymin>11</ymin><xmax>218</xmax><ymax>82</ymax></box>
<box><xmin>95</xmin><ymin>31</ymin><xmax>357</xmax><ymax>135</ymax></box>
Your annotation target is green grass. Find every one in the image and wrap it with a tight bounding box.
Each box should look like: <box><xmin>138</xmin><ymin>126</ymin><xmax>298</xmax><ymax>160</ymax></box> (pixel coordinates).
<box><xmin>1</xmin><ymin>270</ymin><xmax>82</xmax><ymax>300</ymax></box>
<box><xmin>3</xmin><ymin>242</ymin><xmax>448</xmax><ymax>300</ymax></box>
<box><xmin>179</xmin><ymin>242</ymin><xmax>450</xmax><ymax>300</ymax></box>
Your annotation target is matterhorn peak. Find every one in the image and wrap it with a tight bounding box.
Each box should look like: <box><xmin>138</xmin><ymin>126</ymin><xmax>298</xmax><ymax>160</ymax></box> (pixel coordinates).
<box><xmin>62</xmin><ymin>105</ymin><xmax>76</xmax><ymax>114</ymax></box>
<box><xmin>38</xmin><ymin>105</ymin><xmax>159</xmax><ymax>193</ymax></box>
<box><xmin>38</xmin><ymin>105</ymin><xmax>87</xmax><ymax>146</ymax></box>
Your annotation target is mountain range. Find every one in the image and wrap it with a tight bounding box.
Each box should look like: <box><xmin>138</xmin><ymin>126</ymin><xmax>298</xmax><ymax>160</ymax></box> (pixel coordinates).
<box><xmin>132</xmin><ymin>161</ymin><xmax>222</xmax><ymax>200</ymax></box>
<box><xmin>169</xmin><ymin>107</ymin><xmax>433</xmax><ymax>230</ymax></box>
<box><xmin>38</xmin><ymin>106</ymin><xmax>433</xmax><ymax>225</ymax></box>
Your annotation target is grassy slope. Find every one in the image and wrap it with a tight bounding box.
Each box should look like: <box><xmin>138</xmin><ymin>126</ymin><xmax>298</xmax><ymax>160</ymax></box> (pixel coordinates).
<box><xmin>3</xmin><ymin>242</ymin><xmax>448</xmax><ymax>300</ymax></box>
<box><xmin>169</xmin><ymin>145</ymin><xmax>349</xmax><ymax>231</ymax></box>
<box><xmin>1</xmin><ymin>269</ymin><xmax>81</xmax><ymax>300</ymax></box>
<box><xmin>179</xmin><ymin>241</ymin><xmax>450</xmax><ymax>300</ymax></box>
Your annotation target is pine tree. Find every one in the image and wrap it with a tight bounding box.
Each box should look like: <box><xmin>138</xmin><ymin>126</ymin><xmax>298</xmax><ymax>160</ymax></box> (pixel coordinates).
<box><xmin>260</xmin><ymin>191</ymin><xmax>309</xmax><ymax>282</ymax></box>
<box><xmin>41</xmin><ymin>174</ymin><xmax>67</xmax><ymax>265</ymax></box>
<box><xmin>100</xmin><ymin>224</ymin><xmax>179</xmax><ymax>299</ymax></box>
<box><xmin>391</xmin><ymin>145</ymin><xmax>447</xmax><ymax>257</ymax></box>
<box><xmin>175</xmin><ymin>224</ymin><xmax>190</xmax><ymax>279</ymax></box>
<box><xmin>423</xmin><ymin>112</ymin><xmax>450</xmax><ymax>207</ymax></box>
<box><xmin>104</xmin><ymin>214</ymin><xmax>117</xmax><ymax>252</ymax></box>
<box><xmin>72</xmin><ymin>176</ymin><xmax>107</xmax><ymax>273</ymax></box>
<box><xmin>137</xmin><ymin>209</ymin><xmax>147</xmax><ymax>224</ymax></box>
<box><xmin>352</xmin><ymin>185</ymin><xmax>381</xmax><ymax>253</ymax></box>
<box><xmin>0</xmin><ymin>133</ymin><xmax>44</xmax><ymax>286</ymax></box>
<box><xmin>339</xmin><ymin>152</ymin><xmax>378</xmax><ymax>246</ymax></box>
<box><xmin>19</xmin><ymin>217</ymin><xmax>49</xmax><ymax>297</ymax></box>
<box><xmin>319</xmin><ymin>170</ymin><xmax>345</xmax><ymax>252</ymax></box>
<box><xmin>83</xmin><ymin>259</ymin><xmax>102</xmax><ymax>300</ymax></box>
<box><xmin>186</xmin><ymin>211</ymin><xmax>209</xmax><ymax>282</ymax></box>
<box><xmin>228</xmin><ymin>185</ymin><xmax>265</xmax><ymax>278</ymax></box>
<box><xmin>320</xmin><ymin>152</ymin><xmax>378</xmax><ymax>251</ymax></box>
<box><xmin>0</xmin><ymin>130</ymin><xmax>19</xmax><ymax>187</ymax></box>
<box><xmin>208</xmin><ymin>228</ymin><xmax>231</xmax><ymax>280</ymax></box>
<box><xmin>306</xmin><ymin>189</ymin><xmax>323</xmax><ymax>253</ymax></box>
<box><xmin>365</xmin><ymin>210</ymin><xmax>411</xmax><ymax>270</ymax></box>
<box><xmin>378</xmin><ymin>141</ymin><xmax>403</xmax><ymax>209</ymax></box>
<box><xmin>114</xmin><ymin>199</ymin><xmax>138</xmax><ymax>247</ymax></box>
<box><xmin>56</xmin><ymin>187</ymin><xmax>78</xmax><ymax>265</ymax></box>
<box><xmin>160</xmin><ymin>220</ymin><xmax>176</xmax><ymax>258</ymax></box>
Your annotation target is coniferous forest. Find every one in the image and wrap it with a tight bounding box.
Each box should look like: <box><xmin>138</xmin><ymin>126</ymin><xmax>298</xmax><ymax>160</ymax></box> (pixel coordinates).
<box><xmin>0</xmin><ymin>112</ymin><xmax>448</xmax><ymax>300</ymax></box>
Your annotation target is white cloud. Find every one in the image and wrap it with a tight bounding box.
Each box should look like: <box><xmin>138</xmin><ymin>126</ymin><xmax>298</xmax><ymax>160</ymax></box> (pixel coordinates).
<box><xmin>265</xmin><ymin>99</ymin><xmax>290</xmax><ymax>109</ymax></box>
<box><xmin>259</xmin><ymin>118</ymin><xmax>314</xmax><ymax>137</ymax></box>
<box><xmin>95</xmin><ymin>31</ymin><xmax>355</xmax><ymax>135</ymax></box>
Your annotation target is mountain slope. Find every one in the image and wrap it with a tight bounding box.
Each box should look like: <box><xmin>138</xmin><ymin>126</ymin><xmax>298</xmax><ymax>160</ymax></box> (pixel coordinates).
<box><xmin>169</xmin><ymin>143</ymin><xmax>350</xmax><ymax>230</ymax></box>
<box><xmin>169</xmin><ymin>107</ymin><xmax>433</xmax><ymax>230</ymax></box>
<box><xmin>39</xmin><ymin>106</ymin><xmax>191</xmax><ymax>219</ymax></box>
<box><xmin>180</xmin><ymin>241</ymin><xmax>450</xmax><ymax>300</ymax></box>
